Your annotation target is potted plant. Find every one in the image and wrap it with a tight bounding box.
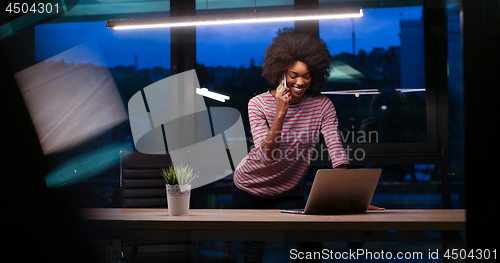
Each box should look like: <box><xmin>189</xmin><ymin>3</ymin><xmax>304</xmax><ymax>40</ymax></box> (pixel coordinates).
<box><xmin>161</xmin><ymin>164</ymin><xmax>199</xmax><ymax>216</ymax></box>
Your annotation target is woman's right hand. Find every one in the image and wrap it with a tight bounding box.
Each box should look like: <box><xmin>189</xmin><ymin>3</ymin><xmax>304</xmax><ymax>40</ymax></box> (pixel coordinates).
<box><xmin>275</xmin><ymin>80</ymin><xmax>291</xmax><ymax>118</ymax></box>
<box><xmin>262</xmin><ymin>81</ymin><xmax>290</xmax><ymax>160</ymax></box>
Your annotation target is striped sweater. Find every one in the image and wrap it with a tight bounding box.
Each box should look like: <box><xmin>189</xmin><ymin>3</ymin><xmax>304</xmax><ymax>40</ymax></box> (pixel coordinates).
<box><xmin>233</xmin><ymin>91</ymin><xmax>349</xmax><ymax>198</ymax></box>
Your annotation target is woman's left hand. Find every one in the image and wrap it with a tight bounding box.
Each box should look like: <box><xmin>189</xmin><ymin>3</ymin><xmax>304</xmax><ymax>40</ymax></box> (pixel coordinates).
<box><xmin>368</xmin><ymin>205</ymin><xmax>385</xmax><ymax>210</ymax></box>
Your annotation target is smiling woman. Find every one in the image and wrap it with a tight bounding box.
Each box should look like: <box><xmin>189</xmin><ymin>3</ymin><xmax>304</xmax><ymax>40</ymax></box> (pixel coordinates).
<box><xmin>262</xmin><ymin>27</ymin><xmax>331</xmax><ymax>93</ymax></box>
<box><xmin>283</xmin><ymin>61</ymin><xmax>311</xmax><ymax>103</ymax></box>
<box><xmin>231</xmin><ymin>27</ymin><xmax>351</xmax><ymax>262</ymax></box>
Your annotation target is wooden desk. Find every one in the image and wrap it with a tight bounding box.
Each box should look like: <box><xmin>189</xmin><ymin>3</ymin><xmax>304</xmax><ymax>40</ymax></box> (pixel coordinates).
<box><xmin>79</xmin><ymin>208</ymin><xmax>465</xmax><ymax>244</ymax></box>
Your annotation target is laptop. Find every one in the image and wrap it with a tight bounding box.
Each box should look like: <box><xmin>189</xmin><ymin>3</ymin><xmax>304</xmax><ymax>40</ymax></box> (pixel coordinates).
<box><xmin>279</xmin><ymin>168</ymin><xmax>382</xmax><ymax>215</ymax></box>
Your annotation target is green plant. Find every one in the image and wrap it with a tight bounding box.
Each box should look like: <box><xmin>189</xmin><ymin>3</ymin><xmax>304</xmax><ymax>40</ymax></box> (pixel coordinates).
<box><xmin>161</xmin><ymin>164</ymin><xmax>199</xmax><ymax>185</ymax></box>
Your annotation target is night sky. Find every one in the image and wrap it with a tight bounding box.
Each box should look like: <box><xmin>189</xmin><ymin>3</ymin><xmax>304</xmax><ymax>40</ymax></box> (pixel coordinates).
<box><xmin>34</xmin><ymin>6</ymin><xmax>422</xmax><ymax>69</ymax></box>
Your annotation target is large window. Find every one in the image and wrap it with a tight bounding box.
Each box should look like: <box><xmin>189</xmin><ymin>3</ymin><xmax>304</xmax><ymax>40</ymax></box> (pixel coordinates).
<box><xmin>25</xmin><ymin>0</ymin><xmax>462</xmax><ymax>209</ymax></box>
<box><xmin>194</xmin><ymin>1</ymin><xmax>461</xmax><ymax>210</ymax></box>
<box><xmin>195</xmin><ymin>5</ymin><xmax>427</xmax><ymax>145</ymax></box>
<box><xmin>195</xmin><ymin>3</ymin><xmax>435</xmax><ymax>162</ymax></box>
<box><xmin>4</xmin><ymin>1</ymin><xmax>469</xmax><ymax>261</ymax></box>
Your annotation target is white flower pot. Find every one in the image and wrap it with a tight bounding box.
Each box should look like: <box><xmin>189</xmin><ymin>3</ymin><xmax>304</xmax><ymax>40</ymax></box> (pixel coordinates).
<box><xmin>166</xmin><ymin>184</ymin><xmax>191</xmax><ymax>216</ymax></box>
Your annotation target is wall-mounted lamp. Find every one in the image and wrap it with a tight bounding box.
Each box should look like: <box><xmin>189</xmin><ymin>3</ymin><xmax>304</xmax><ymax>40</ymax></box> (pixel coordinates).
<box><xmin>106</xmin><ymin>7</ymin><xmax>362</xmax><ymax>30</ymax></box>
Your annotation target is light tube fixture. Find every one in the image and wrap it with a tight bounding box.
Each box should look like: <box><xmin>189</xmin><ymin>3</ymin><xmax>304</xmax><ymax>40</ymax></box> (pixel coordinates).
<box><xmin>106</xmin><ymin>7</ymin><xmax>362</xmax><ymax>30</ymax></box>
<box><xmin>196</xmin><ymin>88</ymin><xmax>230</xmax><ymax>102</ymax></box>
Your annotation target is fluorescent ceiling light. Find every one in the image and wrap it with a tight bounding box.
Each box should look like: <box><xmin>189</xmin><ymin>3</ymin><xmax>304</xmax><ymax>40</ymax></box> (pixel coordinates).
<box><xmin>196</xmin><ymin>88</ymin><xmax>230</xmax><ymax>102</ymax></box>
<box><xmin>106</xmin><ymin>7</ymin><xmax>362</xmax><ymax>30</ymax></box>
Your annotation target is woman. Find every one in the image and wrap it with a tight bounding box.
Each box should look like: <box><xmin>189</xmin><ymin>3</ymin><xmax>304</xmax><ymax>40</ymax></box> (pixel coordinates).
<box><xmin>234</xmin><ymin>28</ymin><xmax>348</xmax><ymax>204</ymax></box>
<box><xmin>232</xmin><ymin>28</ymin><xmax>379</xmax><ymax>262</ymax></box>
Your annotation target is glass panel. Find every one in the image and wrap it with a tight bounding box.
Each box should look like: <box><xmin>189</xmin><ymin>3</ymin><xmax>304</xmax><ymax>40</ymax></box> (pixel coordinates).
<box><xmin>319</xmin><ymin>5</ymin><xmax>426</xmax><ymax>144</ymax></box>
<box><xmin>34</xmin><ymin>22</ymin><xmax>171</xmax><ymax>207</ymax></box>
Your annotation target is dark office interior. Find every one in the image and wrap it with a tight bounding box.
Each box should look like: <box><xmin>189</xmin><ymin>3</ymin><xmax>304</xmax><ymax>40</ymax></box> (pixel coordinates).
<box><xmin>1</xmin><ymin>0</ymin><xmax>499</xmax><ymax>262</ymax></box>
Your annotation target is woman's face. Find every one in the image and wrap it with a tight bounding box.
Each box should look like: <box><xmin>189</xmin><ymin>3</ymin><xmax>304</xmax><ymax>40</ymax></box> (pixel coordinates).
<box><xmin>286</xmin><ymin>61</ymin><xmax>312</xmax><ymax>103</ymax></box>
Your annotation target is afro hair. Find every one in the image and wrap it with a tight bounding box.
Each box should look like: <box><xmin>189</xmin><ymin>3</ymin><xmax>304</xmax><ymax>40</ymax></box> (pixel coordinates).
<box><xmin>262</xmin><ymin>27</ymin><xmax>332</xmax><ymax>91</ymax></box>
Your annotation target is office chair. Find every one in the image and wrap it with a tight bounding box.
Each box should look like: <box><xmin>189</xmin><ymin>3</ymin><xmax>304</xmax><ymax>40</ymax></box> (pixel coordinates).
<box><xmin>120</xmin><ymin>149</ymin><xmax>233</xmax><ymax>263</ymax></box>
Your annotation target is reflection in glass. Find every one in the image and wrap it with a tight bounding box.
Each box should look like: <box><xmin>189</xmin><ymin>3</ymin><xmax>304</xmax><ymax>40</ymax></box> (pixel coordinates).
<box><xmin>320</xmin><ymin>6</ymin><xmax>426</xmax><ymax>143</ymax></box>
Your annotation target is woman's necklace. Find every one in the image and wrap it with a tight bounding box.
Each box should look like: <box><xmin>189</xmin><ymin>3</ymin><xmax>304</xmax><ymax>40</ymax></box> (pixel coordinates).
<box><xmin>290</xmin><ymin>95</ymin><xmax>307</xmax><ymax>115</ymax></box>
